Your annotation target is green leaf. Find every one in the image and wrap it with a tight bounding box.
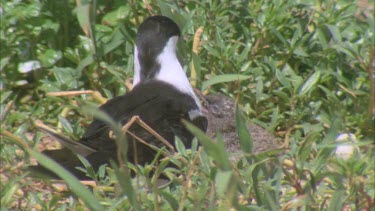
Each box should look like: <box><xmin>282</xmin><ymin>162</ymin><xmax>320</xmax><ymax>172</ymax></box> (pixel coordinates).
<box><xmin>293</xmin><ymin>48</ymin><xmax>309</xmax><ymax>57</ymax></box>
<box><xmin>37</xmin><ymin>49</ymin><xmax>62</xmax><ymax>67</ymax></box>
<box><xmin>201</xmin><ymin>74</ymin><xmax>251</xmax><ymax>91</ymax></box>
<box><xmin>0</xmin><ymin>57</ymin><xmax>10</xmax><ymax>71</ymax></box>
<box><xmin>235</xmin><ymin>104</ymin><xmax>253</xmax><ymax>154</ymax></box>
<box><xmin>316</xmin><ymin>28</ymin><xmax>328</xmax><ymax>49</ymax></box>
<box><xmin>158</xmin><ymin>190</ymin><xmax>179</xmax><ymax>210</ymax></box>
<box><xmin>102</xmin><ymin>6</ymin><xmax>130</xmax><ymax>26</ymax></box>
<box><xmin>270</xmin><ymin>26</ymin><xmax>286</xmax><ymax>44</ymax></box>
<box><xmin>174</xmin><ymin>136</ymin><xmax>187</xmax><ymax>157</ymax></box>
<box><xmin>183</xmin><ymin>120</ymin><xmax>231</xmax><ymax>171</ymax></box>
<box><xmin>327</xmin><ymin>190</ymin><xmax>345</xmax><ymax>211</ymax></box>
<box><xmin>52</xmin><ymin>67</ymin><xmax>83</xmax><ymax>89</ymax></box>
<box><xmin>29</xmin><ymin>150</ymin><xmax>105</xmax><ymax>211</ymax></box>
<box><xmin>0</xmin><ymin>91</ymin><xmax>12</xmax><ymax>104</ymax></box>
<box><xmin>299</xmin><ymin>71</ymin><xmax>321</xmax><ymax>96</ymax></box>
<box><xmin>275</xmin><ymin>69</ymin><xmax>291</xmax><ymax>88</ymax></box>
<box><xmin>191</xmin><ymin>53</ymin><xmax>202</xmax><ymax>86</ymax></box>
<box><xmin>215</xmin><ymin>170</ymin><xmax>234</xmax><ymax>197</ymax></box>
<box><xmin>76</xmin><ymin>154</ymin><xmax>96</xmax><ymax>180</ymax></box>
<box><xmin>326</xmin><ymin>24</ymin><xmax>342</xmax><ymax>42</ymax></box>
<box><xmin>58</xmin><ymin>116</ymin><xmax>73</xmax><ymax>134</ymax></box>
<box><xmin>75</xmin><ymin>3</ymin><xmax>91</xmax><ymax>36</ymax></box>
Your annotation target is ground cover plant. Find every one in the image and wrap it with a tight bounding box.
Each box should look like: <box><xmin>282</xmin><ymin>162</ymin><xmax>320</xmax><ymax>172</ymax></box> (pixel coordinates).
<box><xmin>1</xmin><ymin>0</ymin><xmax>374</xmax><ymax>210</ymax></box>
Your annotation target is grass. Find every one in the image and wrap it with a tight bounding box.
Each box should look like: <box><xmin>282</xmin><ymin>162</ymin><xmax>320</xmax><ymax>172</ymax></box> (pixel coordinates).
<box><xmin>1</xmin><ymin>0</ymin><xmax>374</xmax><ymax>210</ymax></box>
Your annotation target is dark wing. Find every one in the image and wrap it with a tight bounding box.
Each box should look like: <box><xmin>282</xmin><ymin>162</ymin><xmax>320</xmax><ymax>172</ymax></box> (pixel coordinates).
<box><xmin>30</xmin><ymin>80</ymin><xmax>207</xmax><ymax>179</ymax></box>
<box><xmin>81</xmin><ymin>80</ymin><xmax>205</xmax><ymax>151</ymax></box>
<box><xmin>37</xmin><ymin>126</ymin><xmax>96</xmax><ymax>156</ymax></box>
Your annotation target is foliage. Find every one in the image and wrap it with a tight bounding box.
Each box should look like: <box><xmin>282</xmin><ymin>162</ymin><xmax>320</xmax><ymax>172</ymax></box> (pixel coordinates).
<box><xmin>1</xmin><ymin>0</ymin><xmax>374</xmax><ymax>210</ymax></box>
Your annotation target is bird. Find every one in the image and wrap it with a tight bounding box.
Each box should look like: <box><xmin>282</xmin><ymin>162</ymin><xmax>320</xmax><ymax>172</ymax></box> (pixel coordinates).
<box><xmin>30</xmin><ymin>15</ymin><xmax>207</xmax><ymax>179</ymax></box>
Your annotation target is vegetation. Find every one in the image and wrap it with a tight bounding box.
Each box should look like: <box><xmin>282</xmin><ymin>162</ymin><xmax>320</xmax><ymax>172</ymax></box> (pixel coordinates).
<box><xmin>1</xmin><ymin>0</ymin><xmax>374</xmax><ymax>210</ymax></box>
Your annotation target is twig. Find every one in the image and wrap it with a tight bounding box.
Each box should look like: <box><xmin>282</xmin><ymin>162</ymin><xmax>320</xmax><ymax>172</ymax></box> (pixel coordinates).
<box><xmin>113</xmin><ymin>115</ymin><xmax>175</xmax><ymax>168</ymax></box>
<box><xmin>281</xmin><ymin>125</ymin><xmax>303</xmax><ymax>149</ymax></box>
<box><xmin>143</xmin><ymin>0</ymin><xmax>154</xmax><ymax>15</ymax></box>
<box><xmin>47</xmin><ymin>90</ymin><xmax>107</xmax><ymax>104</ymax></box>
<box><xmin>1</xmin><ymin>130</ymin><xmax>30</xmax><ymax>151</ymax></box>
<box><xmin>34</xmin><ymin>119</ymin><xmax>60</xmax><ymax>134</ymax></box>
<box><xmin>121</xmin><ymin>116</ymin><xmax>175</xmax><ymax>153</ymax></box>
<box><xmin>127</xmin><ymin>131</ymin><xmax>170</xmax><ymax>157</ymax></box>
<box><xmin>338</xmin><ymin>84</ymin><xmax>357</xmax><ymax>98</ymax></box>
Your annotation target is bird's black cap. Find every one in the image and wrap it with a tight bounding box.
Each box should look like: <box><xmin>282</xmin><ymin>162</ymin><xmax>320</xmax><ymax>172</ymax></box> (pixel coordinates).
<box><xmin>135</xmin><ymin>16</ymin><xmax>181</xmax><ymax>81</ymax></box>
<box><xmin>136</xmin><ymin>15</ymin><xmax>181</xmax><ymax>45</ymax></box>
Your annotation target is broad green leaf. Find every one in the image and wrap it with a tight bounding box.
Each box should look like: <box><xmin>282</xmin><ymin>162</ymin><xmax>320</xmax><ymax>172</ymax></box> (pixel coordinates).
<box><xmin>215</xmin><ymin>170</ymin><xmax>233</xmax><ymax>197</ymax></box>
<box><xmin>37</xmin><ymin>49</ymin><xmax>62</xmax><ymax>67</ymax></box>
<box><xmin>299</xmin><ymin>71</ymin><xmax>321</xmax><ymax>96</ymax></box>
<box><xmin>75</xmin><ymin>3</ymin><xmax>91</xmax><ymax>36</ymax></box>
<box><xmin>235</xmin><ymin>104</ymin><xmax>253</xmax><ymax>154</ymax></box>
<box><xmin>327</xmin><ymin>190</ymin><xmax>345</xmax><ymax>211</ymax></box>
<box><xmin>316</xmin><ymin>28</ymin><xmax>328</xmax><ymax>49</ymax></box>
<box><xmin>293</xmin><ymin>48</ymin><xmax>309</xmax><ymax>57</ymax></box>
<box><xmin>201</xmin><ymin>74</ymin><xmax>251</xmax><ymax>91</ymax></box>
<box><xmin>174</xmin><ymin>136</ymin><xmax>187</xmax><ymax>157</ymax></box>
<box><xmin>1</xmin><ymin>57</ymin><xmax>10</xmax><ymax>71</ymax></box>
<box><xmin>255</xmin><ymin>79</ymin><xmax>265</xmax><ymax>103</ymax></box>
<box><xmin>203</xmin><ymin>45</ymin><xmax>221</xmax><ymax>57</ymax></box>
<box><xmin>158</xmin><ymin>190</ymin><xmax>179</xmax><ymax>210</ymax></box>
<box><xmin>326</xmin><ymin>24</ymin><xmax>342</xmax><ymax>42</ymax></box>
<box><xmin>270</xmin><ymin>26</ymin><xmax>286</xmax><ymax>44</ymax></box>
<box><xmin>275</xmin><ymin>69</ymin><xmax>291</xmax><ymax>88</ymax></box>
<box><xmin>58</xmin><ymin>116</ymin><xmax>73</xmax><ymax>134</ymax></box>
<box><xmin>0</xmin><ymin>91</ymin><xmax>12</xmax><ymax>104</ymax></box>
<box><xmin>102</xmin><ymin>29</ymin><xmax>125</xmax><ymax>54</ymax></box>
<box><xmin>272</xmin><ymin>90</ymin><xmax>290</xmax><ymax>102</ymax></box>
<box><xmin>102</xmin><ymin>6</ymin><xmax>130</xmax><ymax>26</ymax></box>
<box><xmin>76</xmin><ymin>154</ymin><xmax>96</xmax><ymax>180</ymax></box>
<box><xmin>77</xmin><ymin>55</ymin><xmax>94</xmax><ymax>72</ymax></box>
<box><xmin>52</xmin><ymin>67</ymin><xmax>83</xmax><ymax>89</ymax></box>
<box><xmin>190</xmin><ymin>53</ymin><xmax>202</xmax><ymax>87</ymax></box>
<box><xmin>77</xmin><ymin>29</ymin><xmax>124</xmax><ymax>71</ymax></box>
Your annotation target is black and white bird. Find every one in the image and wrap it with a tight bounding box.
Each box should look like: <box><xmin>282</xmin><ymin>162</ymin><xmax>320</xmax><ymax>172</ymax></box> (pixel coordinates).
<box><xmin>31</xmin><ymin>16</ymin><xmax>207</xmax><ymax>179</ymax></box>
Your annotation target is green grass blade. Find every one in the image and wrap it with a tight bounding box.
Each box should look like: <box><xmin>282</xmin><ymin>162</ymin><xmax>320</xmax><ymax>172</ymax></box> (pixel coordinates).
<box><xmin>235</xmin><ymin>104</ymin><xmax>253</xmax><ymax>154</ymax></box>
<box><xmin>29</xmin><ymin>150</ymin><xmax>105</xmax><ymax>211</ymax></box>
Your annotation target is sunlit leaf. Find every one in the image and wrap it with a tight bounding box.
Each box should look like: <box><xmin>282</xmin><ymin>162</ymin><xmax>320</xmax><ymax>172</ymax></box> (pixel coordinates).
<box><xmin>201</xmin><ymin>74</ymin><xmax>251</xmax><ymax>91</ymax></box>
<box><xmin>235</xmin><ymin>104</ymin><xmax>253</xmax><ymax>154</ymax></box>
<box><xmin>299</xmin><ymin>71</ymin><xmax>321</xmax><ymax>96</ymax></box>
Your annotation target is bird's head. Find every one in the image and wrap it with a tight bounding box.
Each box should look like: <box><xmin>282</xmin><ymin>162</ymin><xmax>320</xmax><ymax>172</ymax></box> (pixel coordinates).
<box><xmin>133</xmin><ymin>15</ymin><xmax>181</xmax><ymax>85</ymax></box>
<box><xmin>133</xmin><ymin>16</ymin><xmax>202</xmax><ymax>112</ymax></box>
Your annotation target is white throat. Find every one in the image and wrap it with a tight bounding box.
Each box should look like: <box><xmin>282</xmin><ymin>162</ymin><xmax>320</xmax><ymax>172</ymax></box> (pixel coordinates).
<box><xmin>133</xmin><ymin>46</ymin><xmax>141</xmax><ymax>86</ymax></box>
<box><xmin>133</xmin><ymin>36</ymin><xmax>202</xmax><ymax>110</ymax></box>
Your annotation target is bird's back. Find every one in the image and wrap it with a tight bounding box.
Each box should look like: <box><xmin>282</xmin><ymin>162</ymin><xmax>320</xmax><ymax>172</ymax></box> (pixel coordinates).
<box><xmin>80</xmin><ymin>80</ymin><xmax>206</xmax><ymax>164</ymax></box>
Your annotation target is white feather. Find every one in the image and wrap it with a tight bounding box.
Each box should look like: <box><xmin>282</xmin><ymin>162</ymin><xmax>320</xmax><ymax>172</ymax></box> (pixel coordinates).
<box><xmin>133</xmin><ymin>36</ymin><xmax>202</xmax><ymax>110</ymax></box>
<box><xmin>132</xmin><ymin>46</ymin><xmax>141</xmax><ymax>86</ymax></box>
<box><xmin>155</xmin><ymin>36</ymin><xmax>201</xmax><ymax>109</ymax></box>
